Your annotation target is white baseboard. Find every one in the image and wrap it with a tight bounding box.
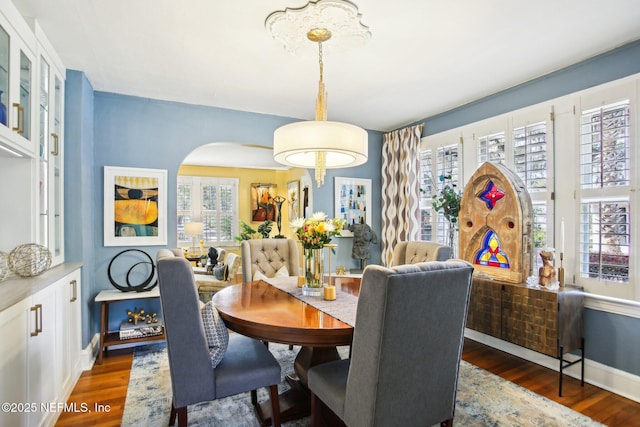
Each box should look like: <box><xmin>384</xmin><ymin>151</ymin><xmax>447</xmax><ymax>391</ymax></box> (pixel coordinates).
<box><xmin>81</xmin><ymin>333</ymin><xmax>100</xmax><ymax>371</ymax></box>
<box><xmin>464</xmin><ymin>328</ymin><xmax>640</xmax><ymax>404</ymax></box>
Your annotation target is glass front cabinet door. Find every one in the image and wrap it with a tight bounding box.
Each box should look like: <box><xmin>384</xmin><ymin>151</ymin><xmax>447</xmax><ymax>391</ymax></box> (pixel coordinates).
<box><xmin>0</xmin><ymin>12</ymin><xmax>36</xmax><ymax>157</ymax></box>
<box><xmin>38</xmin><ymin>48</ymin><xmax>65</xmax><ymax>266</ymax></box>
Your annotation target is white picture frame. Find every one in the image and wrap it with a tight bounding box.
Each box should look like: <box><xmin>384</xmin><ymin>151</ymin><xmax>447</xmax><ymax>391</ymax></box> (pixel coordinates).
<box><xmin>334</xmin><ymin>177</ymin><xmax>372</xmax><ymax>236</ymax></box>
<box><xmin>104</xmin><ymin>166</ymin><xmax>168</xmax><ymax>246</ymax></box>
<box><xmin>287</xmin><ymin>180</ymin><xmax>300</xmax><ymax>220</ymax></box>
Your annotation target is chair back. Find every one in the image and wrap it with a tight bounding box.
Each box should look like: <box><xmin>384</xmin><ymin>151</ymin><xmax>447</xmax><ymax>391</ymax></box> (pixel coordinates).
<box><xmin>224</xmin><ymin>252</ymin><xmax>241</xmax><ymax>282</ymax></box>
<box><xmin>241</xmin><ymin>238</ymin><xmax>300</xmax><ymax>283</ymax></box>
<box><xmin>156</xmin><ymin>249</ymin><xmax>216</xmax><ymax>408</ymax></box>
<box><xmin>392</xmin><ymin>240</ymin><xmax>452</xmax><ymax>266</ymax></box>
<box><xmin>344</xmin><ymin>260</ymin><xmax>473</xmax><ymax>426</ymax></box>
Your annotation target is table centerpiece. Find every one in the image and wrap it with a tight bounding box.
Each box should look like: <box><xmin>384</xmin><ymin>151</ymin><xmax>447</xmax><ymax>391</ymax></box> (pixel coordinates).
<box><xmin>291</xmin><ymin>212</ymin><xmax>345</xmax><ymax>296</ymax></box>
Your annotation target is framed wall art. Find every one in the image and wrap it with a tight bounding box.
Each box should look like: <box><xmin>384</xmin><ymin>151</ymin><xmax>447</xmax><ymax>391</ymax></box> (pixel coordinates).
<box><xmin>287</xmin><ymin>180</ymin><xmax>300</xmax><ymax>220</ymax></box>
<box><xmin>251</xmin><ymin>183</ymin><xmax>277</xmax><ymax>222</ymax></box>
<box><xmin>104</xmin><ymin>166</ymin><xmax>168</xmax><ymax>246</ymax></box>
<box><xmin>334</xmin><ymin>177</ymin><xmax>372</xmax><ymax>232</ymax></box>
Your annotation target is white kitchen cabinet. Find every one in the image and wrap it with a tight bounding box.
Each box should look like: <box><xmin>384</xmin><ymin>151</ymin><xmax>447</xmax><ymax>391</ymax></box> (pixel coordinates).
<box><xmin>0</xmin><ymin>266</ymin><xmax>83</xmax><ymax>427</ymax></box>
<box><xmin>0</xmin><ymin>0</ymin><xmax>36</xmax><ymax>158</ymax></box>
<box><xmin>0</xmin><ymin>298</ymin><xmax>29</xmax><ymax>427</ymax></box>
<box><xmin>56</xmin><ymin>269</ymin><xmax>82</xmax><ymax>399</ymax></box>
<box><xmin>27</xmin><ymin>282</ymin><xmax>58</xmax><ymax>427</ymax></box>
<box><xmin>0</xmin><ymin>0</ymin><xmax>65</xmax><ymax>263</ymax></box>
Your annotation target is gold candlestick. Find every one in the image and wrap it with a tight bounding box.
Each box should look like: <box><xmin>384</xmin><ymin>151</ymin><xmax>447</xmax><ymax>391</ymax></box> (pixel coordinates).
<box><xmin>324</xmin><ymin>243</ymin><xmax>337</xmax><ymax>287</ymax></box>
<box><xmin>558</xmin><ymin>252</ymin><xmax>565</xmax><ymax>287</ymax></box>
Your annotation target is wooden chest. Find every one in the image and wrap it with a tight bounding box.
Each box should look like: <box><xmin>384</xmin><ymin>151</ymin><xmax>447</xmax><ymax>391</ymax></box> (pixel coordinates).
<box><xmin>466</xmin><ymin>277</ymin><xmax>583</xmax><ymax>357</ymax></box>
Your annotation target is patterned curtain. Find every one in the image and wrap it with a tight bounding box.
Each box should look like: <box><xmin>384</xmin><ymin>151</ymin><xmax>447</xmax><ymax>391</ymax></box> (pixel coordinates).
<box><xmin>381</xmin><ymin>124</ymin><xmax>423</xmax><ymax>266</ymax></box>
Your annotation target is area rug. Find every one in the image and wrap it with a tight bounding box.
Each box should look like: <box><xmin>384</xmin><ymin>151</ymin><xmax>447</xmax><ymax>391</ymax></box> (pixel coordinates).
<box><xmin>122</xmin><ymin>342</ymin><xmax>603</xmax><ymax>427</ymax></box>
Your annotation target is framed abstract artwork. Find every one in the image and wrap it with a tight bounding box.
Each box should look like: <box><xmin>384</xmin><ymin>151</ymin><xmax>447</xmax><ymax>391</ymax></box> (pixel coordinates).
<box><xmin>251</xmin><ymin>183</ymin><xmax>277</xmax><ymax>222</ymax></box>
<box><xmin>104</xmin><ymin>166</ymin><xmax>168</xmax><ymax>246</ymax></box>
<box><xmin>334</xmin><ymin>177</ymin><xmax>372</xmax><ymax>233</ymax></box>
<box><xmin>287</xmin><ymin>180</ymin><xmax>300</xmax><ymax>220</ymax></box>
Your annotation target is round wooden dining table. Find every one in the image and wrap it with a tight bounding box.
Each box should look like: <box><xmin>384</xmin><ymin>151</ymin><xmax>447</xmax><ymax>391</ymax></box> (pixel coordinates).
<box><xmin>212</xmin><ymin>278</ymin><xmax>359</xmax><ymax>425</ymax></box>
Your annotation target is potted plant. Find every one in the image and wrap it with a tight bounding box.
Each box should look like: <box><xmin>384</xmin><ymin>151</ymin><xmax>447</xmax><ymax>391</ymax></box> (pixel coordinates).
<box><xmin>234</xmin><ymin>220</ymin><xmax>273</xmax><ymax>241</ymax></box>
<box><xmin>431</xmin><ymin>174</ymin><xmax>461</xmax><ymax>250</ymax></box>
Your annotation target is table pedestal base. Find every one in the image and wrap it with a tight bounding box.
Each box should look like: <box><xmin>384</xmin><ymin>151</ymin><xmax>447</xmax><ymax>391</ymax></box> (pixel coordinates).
<box><xmin>255</xmin><ymin>383</ymin><xmax>309</xmax><ymax>427</ymax></box>
<box><xmin>255</xmin><ymin>345</ymin><xmax>342</xmax><ymax>426</ymax></box>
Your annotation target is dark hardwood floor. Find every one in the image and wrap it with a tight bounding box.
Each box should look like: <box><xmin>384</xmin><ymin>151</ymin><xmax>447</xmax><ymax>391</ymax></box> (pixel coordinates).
<box><xmin>56</xmin><ymin>339</ymin><xmax>640</xmax><ymax>426</ymax></box>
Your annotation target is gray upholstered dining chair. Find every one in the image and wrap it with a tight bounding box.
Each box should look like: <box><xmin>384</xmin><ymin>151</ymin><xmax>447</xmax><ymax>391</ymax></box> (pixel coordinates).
<box><xmin>156</xmin><ymin>249</ymin><xmax>282</xmax><ymax>427</ymax></box>
<box><xmin>307</xmin><ymin>260</ymin><xmax>474</xmax><ymax>427</ymax></box>
<box><xmin>241</xmin><ymin>238</ymin><xmax>300</xmax><ymax>283</ymax></box>
<box><xmin>392</xmin><ymin>240</ymin><xmax>452</xmax><ymax>266</ymax></box>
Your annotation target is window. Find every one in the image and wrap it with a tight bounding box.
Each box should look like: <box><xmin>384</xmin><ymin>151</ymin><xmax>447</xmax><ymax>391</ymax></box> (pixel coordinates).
<box><xmin>580</xmin><ymin>199</ymin><xmax>630</xmax><ymax>282</ymax></box>
<box><xmin>419</xmin><ymin>150</ymin><xmax>434</xmax><ymax>241</ymax></box>
<box><xmin>579</xmin><ymin>100</ymin><xmax>631</xmax><ymax>283</ymax></box>
<box><xmin>419</xmin><ymin>138</ymin><xmax>460</xmax><ymax>249</ymax></box>
<box><xmin>477</xmin><ymin>131</ymin><xmax>506</xmax><ymax>165</ymax></box>
<box><xmin>512</xmin><ymin>120</ymin><xmax>550</xmax><ymax>270</ymax></box>
<box><xmin>177</xmin><ymin>176</ymin><xmax>238</xmax><ymax>246</ymax></box>
<box><xmin>513</xmin><ymin>121</ymin><xmax>547</xmax><ymax>192</ymax></box>
<box><xmin>579</xmin><ymin>101</ymin><xmax>631</xmax><ymax>189</ymax></box>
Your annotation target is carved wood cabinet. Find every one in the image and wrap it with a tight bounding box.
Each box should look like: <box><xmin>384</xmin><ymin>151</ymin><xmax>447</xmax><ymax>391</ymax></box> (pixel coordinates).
<box><xmin>466</xmin><ymin>277</ymin><xmax>584</xmax><ymax>358</ymax></box>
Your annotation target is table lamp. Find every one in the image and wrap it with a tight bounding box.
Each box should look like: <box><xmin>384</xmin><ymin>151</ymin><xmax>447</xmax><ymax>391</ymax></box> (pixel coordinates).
<box><xmin>184</xmin><ymin>221</ymin><xmax>204</xmax><ymax>255</ymax></box>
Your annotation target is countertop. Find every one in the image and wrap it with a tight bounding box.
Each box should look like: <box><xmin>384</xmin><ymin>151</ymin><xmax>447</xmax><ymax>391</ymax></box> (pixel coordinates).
<box><xmin>0</xmin><ymin>262</ymin><xmax>83</xmax><ymax>312</ymax></box>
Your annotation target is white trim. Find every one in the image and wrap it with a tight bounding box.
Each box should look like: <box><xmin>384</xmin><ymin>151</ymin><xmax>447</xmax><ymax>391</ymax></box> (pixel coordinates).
<box><xmin>81</xmin><ymin>333</ymin><xmax>100</xmax><ymax>371</ymax></box>
<box><xmin>584</xmin><ymin>293</ymin><xmax>640</xmax><ymax>319</ymax></box>
<box><xmin>465</xmin><ymin>329</ymin><xmax>640</xmax><ymax>404</ymax></box>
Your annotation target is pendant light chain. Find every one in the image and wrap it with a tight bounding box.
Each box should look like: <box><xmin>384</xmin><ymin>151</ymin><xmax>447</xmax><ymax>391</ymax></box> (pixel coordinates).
<box><xmin>315</xmin><ymin>39</ymin><xmax>328</xmax><ymax>186</ymax></box>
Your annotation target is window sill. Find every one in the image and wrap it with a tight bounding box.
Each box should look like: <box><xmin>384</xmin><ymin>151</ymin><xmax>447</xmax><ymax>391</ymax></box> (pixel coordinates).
<box><xmin>584</xmin><ymin>293</ymin><xmax>640</xmax><ymax>319</ymax></box>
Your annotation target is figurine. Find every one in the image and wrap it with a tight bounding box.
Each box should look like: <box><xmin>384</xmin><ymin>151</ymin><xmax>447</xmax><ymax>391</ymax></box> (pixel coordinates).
<box><xmin>206</xmin><ymin>247</ymin><xmax>218</xmax><ymax>273</ymax></box>
<box><xmin>349</xmin><ymin>221</ymin><xmax>378</xmax><ymax>273</ymax></box>
<box><xmin>538</xmin><ymin>250</ymin><xmax>556</xmax><ymax>286</ymax></box>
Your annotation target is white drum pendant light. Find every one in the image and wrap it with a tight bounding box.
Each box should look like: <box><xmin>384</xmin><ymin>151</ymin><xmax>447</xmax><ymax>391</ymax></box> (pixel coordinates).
<box><xmin>267</xmin><ymin>1</ymin><xmax>370</xmax><ymax>187</ymax></box>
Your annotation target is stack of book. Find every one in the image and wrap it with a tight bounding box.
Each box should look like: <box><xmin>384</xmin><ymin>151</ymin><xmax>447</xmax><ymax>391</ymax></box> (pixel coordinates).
<box><xmin>119</xmin><ymin>320</ymin><xmax>163</xmax><ymax>340</ymax></box>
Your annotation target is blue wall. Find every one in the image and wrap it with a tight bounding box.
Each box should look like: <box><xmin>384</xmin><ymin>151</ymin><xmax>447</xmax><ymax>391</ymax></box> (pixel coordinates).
<box><xmin>65</xmin><ymin>70</ymin><xmax>96</xmax><ymax>346</ymax></box>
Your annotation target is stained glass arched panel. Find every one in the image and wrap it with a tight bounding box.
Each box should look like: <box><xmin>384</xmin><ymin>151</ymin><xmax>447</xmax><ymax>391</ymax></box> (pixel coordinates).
<box><xmin>474</xmin><ymin>229</ymin><xmax>510</xmax><ymax>268</ymax></box>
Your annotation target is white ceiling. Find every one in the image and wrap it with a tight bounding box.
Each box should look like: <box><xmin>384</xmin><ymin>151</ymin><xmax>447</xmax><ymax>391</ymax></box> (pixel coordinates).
<box><xmin>11</xmin><ymin>0</ymin><xmax>640</xmax><ymax>167</ymax></box>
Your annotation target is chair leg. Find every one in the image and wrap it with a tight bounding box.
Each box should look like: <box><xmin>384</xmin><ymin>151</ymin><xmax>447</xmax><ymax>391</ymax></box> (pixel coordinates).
<box><xmin>269</xmin><ymin>384</ymin><xmax>281</xmax><ymax>427</ymax></box>
<box><xmin>177</xmin><ymin>406</ymin><xmax>187</xmax><ymax>426</ymax></box>
<box><xmin>170</xmin><ymin>404</ymin><xmax>187</xmax><ymax>427</ymax></box>
<box><xmin>169</xmin><ymin>403</ymin><xmax>177</xmax><ymax>426</ymax></box>
<box><xmin>310</xmin><ymin>391</ymin><xmax>321</xmax><ymax>427</ymax></box>
<box><xmin>251</xmin><ymin>389</ymin><xmax>258</xmax><ymax>405</ymax></box>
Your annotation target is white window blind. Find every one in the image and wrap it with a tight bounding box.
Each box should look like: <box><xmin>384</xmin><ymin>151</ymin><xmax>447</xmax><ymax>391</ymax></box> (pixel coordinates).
<box><xmin>513</xmin><ymin>121</ymin><xmax>547</xmax><ymax>192</ymax></box>
<box><xmin>177</xmin><ymin>176</ymin><xmax>238</xmax><ymax>246</ymax></box>
<box><xmin>419</xmin><ymin>142</ymin><xmax>460</xmax><ymax>248</ymax></box>
<box><xmin>580</xmin><ymin>199</ymin><xmax>630</xmax><ymax>282</ymax></box>
<box><xmin>477</xmin><ymin>131</ymin><xmax>506</xmax><ymax>165</ymax></box>
<box><xmin>580</xmin><ymin>101</ymin><xmax>630</xmax><ymax>189</ymax></box>
<box><xmin>579</xmin><ymin>99</ymin><xmax>632</xmax><ymax>285</ymax></box>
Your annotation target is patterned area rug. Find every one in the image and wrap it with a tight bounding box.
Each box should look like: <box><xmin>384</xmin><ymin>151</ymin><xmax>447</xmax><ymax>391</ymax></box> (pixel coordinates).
<box><xmin>122</xmin><ymin>342</ymin><xmax>603</xmax><ymax>427</ymax></box>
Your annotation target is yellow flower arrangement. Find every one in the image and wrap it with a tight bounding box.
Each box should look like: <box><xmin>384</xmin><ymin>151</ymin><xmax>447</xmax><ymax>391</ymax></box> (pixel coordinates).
<box><xmin>291</xmin><ymin>212</ymin><xmax>345</xmax><ymax>250</ymax></box>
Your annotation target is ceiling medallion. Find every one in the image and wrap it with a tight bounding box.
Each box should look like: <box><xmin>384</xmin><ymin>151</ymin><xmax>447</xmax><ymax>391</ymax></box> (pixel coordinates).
<box><xmin>265</xmin><ymin>0</ymin><xmax>371</xmax><ymax>56</ymax></box>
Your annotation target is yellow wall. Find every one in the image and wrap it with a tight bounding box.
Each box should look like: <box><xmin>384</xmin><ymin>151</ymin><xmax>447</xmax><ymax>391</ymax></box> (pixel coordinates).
<box><xmin>178</xmin><ymin>165</ymin><xmax>308</xmax><ymax>241</ymax></box>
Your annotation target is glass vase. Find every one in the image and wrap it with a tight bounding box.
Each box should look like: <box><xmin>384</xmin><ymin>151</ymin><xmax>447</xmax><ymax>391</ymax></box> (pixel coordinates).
<box><xmin>304</xmin><ymin>247</ymin><xmax>324</xmax><ymax>292</ymax></box>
